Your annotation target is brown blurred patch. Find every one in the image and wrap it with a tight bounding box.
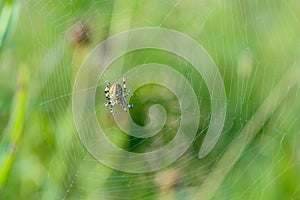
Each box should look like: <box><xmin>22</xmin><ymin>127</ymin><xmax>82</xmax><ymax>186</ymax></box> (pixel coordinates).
<box><xmin>68</xmin><ymin>22</ymin><xmax>90</xmax><ymax>45</ymax></box>
<box><xmin>155</xmin><ymin>168</ymin><xmax>182</xmax><ymax>191</ymax></box>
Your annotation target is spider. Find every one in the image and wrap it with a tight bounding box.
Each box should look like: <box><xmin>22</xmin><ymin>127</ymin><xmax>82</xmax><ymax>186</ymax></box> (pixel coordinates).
<box><xmin>104</xmin><ymin>76</ymin><xmax>133</xmax><ymax>114</ymax></box>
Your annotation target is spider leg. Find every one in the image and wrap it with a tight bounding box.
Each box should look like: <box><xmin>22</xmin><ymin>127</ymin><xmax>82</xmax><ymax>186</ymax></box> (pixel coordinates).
<box><xmin>121</xmin><ymin>104</ymin><xmax>128</xmax><ymax>112</ymax></box>
<box><xmin>105</xmin><ymin>96</ymin><xmax>110</xmax><ymax>107</ymax></box>
<box><xmin>123</xmin><ymin>89</ymin><xmax>131</xmax><ymax>98</ymax></box>
<box><xmin>128</xmin><ymin>103</ymin><xmax>133</xmax><ymax>108</ymax></box>
<box><xmin>122</xmin><ymin>76</ymin><xmax>126</xmax><ymax>94</ymax></box>
<box><xmin>105</xmin><ymin>100</ymin><xmax>114</xmax><ymax>114</ymax></box>
<box><xmin>104</xmin><ymin>82</ymin><xmax>111</xmax><ymax>100</ymax></box>
<box><xmin>105</xmin><ymin>100</ymin><xmax>111</xmax><ymax>107</ymax></box>
<box><xmin>121</xmin><ymin>77</ymin><xmax>132</xmax><ymax>100</ymax></box>
<box><xmin>122</xmin><ymin>98</ymin><xmax>133</xmax><ymax>109</ymax></box>
<box><xmin>109</xmin><ymin>104</ymin><xmax>113</xmax><ymax>114</ymax></box>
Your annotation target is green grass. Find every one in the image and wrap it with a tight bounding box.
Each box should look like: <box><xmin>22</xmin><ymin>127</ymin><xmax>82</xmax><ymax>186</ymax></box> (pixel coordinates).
<box><xmin>0</xmin><ymin>67</ymin><xmax>27</xmax><ymax>188</ymax></box>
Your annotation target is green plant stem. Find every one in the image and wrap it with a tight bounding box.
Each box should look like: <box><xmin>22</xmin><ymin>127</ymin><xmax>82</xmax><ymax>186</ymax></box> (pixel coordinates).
<box><xmin>0</xmin><ymin>0</ymin><xmax>19</xmax><ymax>49</ymax></box>
<box><xmin>0</xmin><ymin>67</ymin><xmax>28</xmax><ymax>188</ymax></box>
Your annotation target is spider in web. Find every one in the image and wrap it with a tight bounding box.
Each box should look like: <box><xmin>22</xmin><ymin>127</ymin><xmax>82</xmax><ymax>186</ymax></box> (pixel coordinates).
<box><xmin>104</xmin><ymin>76</ymin><xmax>133</xmax><ymax>114</ymax></box>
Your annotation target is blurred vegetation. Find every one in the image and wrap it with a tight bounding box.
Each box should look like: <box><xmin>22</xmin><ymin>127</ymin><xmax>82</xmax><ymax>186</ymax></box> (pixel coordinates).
<box><xmin>0</xmin><ymin>0</ymin><xmax>300</xmax><ymax>199</ymax></box>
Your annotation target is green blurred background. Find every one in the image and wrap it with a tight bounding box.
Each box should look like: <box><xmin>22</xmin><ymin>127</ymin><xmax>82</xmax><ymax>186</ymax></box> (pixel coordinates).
<box><xmin>1</xmin><ymin>0</ymin><xmax>300</xmax><ymax>199</ymax></box>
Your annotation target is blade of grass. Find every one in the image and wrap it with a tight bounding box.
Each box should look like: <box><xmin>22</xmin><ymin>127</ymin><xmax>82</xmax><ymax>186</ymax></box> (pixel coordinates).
<box><xmin>0</xmin><ymin>67</ymin><xmax>28</xmax><ymax>188</ymax></box>
<box><xmin>0</xmin><ymin>0</ymin><xmax>19</xmax><ymax>49</ymax></box>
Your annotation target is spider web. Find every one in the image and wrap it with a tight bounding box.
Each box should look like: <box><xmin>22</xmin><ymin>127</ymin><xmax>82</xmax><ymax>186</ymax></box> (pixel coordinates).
<box><xmin>10</xmin><ymin>0</ymin><xmax>300</xmax><ymax>199</ymax></box>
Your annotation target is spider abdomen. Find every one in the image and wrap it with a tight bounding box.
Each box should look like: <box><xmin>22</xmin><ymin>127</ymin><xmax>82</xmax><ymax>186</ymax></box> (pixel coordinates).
<box><xmin>109</xmin><ymin>83</ymin><xmax>123</xmax><ymax>103</ymax></box>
